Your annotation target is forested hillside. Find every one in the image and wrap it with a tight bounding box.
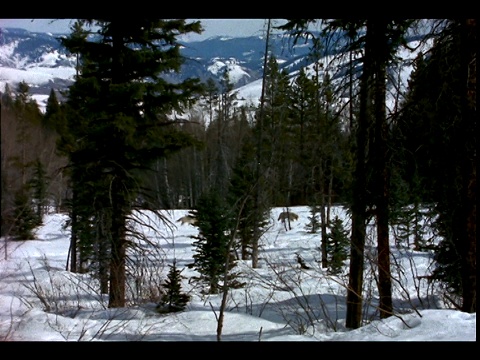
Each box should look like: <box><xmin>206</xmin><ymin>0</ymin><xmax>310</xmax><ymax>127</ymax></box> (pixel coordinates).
<box><xmin>0</xmin><ymin>25</ymin><xmax>324</xmax><ymax>101</ymax></box>
<box><xmin>0</xmin><ymin>19</ymin><xmax>475</xmax><ymax>328</ymax></box>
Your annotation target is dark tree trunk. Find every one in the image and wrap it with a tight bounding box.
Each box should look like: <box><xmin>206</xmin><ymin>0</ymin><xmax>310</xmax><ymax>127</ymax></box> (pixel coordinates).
<box><xmin>108</xmin><ymin>188</ymin><xmax>127</xmax><ymax>308</ymax></box>
<box><xmin>345</xmin><ymin>20</ymin><xmax>373</xmax><ymax>330</ymax></box>
<box><xmin>68</xmin><ymin>191</ymin><xmax>78</xmax><ymax>273</ymax></box>
<box><xmin>371</xmin><ymin>19</ymin><xmax>393</xmax><ymax>319</ymax></box>
<box><xmin>98</xmin><ymin>209</ymin><xmax>110</xmax><ymax>295</ymax></box>
<box><xmin>459</xmin><ymin>18</ymin><xmax>476</xmax><ymax>313</ymax></box>
<box><xmin>319</xmin><ymin>162</ymin><xmax>328</xmax><ymax>269</ymax></box>
<box><xmin>327</xmin><ymin>162</ymin><xmax>334</xmax><ymax>225</ymax></box>
<box><xmin>252</xmin><ymin>19</ymin><xmax>271</xmax><ymax>269</ymax></box>
<box><xmin>108</xmin><ymin>24</ymin><xmax>127</xmax><ymax>308</ymax></box>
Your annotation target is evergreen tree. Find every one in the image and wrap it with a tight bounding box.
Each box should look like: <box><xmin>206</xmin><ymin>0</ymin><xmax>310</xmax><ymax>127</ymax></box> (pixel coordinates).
<box><xmin>256</xmin><ymin>54</ymin><xmax>294</xmax><ymax>206</ymax></box>
<box><xmin>157</xmin><ymin>260</ymin><xmax>190</xmax><ymax>313</ymax></box>
<box><xmin>326</xmin><ymin>216</ymin><xmax>349</xmax><ymax>275</ymax></box>
<box><xmin>43</xmin><ymin>88</ymin><xmax>64</xmax><ymax>133</ymax></box>
<box><xmin>389</xmin><ymin>136</ymin><xmax>429</xmax><ymax>251</ymax></box>
<box><xmin>27</xmin><ymin>158</ymin><xmax>49</xmax><ymax>226</ymax></box>
<box><xmin>11</xmin><ymin>188</ymin><xmax>38</xmax><ymax>240</ymax></box>
<box><xmin>393</xmin><ymin>205</ymin><xmax>424</xmax><ymax>250</ymax></box>
<box><xmin>305</xmin><ymin>204</ymin><xmax>321</xmax><ymax>234</ymax></box>
<box><xmin>59</xmin><ymin>19</ymin><xmax>205</xmax><ymax>308</ymax></box>
<box><xmin>191</xmin><ymin>191</ymin><xmax>236</xmax><ymax>294</ymax></box>
<box><xmin>395</xmin><ymin>20</ymin><xmax>476</xmax><ymax>312</ymax></box>
<box><xmin>2</xmin><ymin>80</ymin><xmax>65</xmax><ymax>238</ymax></box>
<box><xmin>227</xmin><ymin>133</ymin><xmax>270</xmax><ymax>260</ymax></box>
<box><xmin>289</xmin><ymin>67</ymin><xmax>319</xmax><ymax>205</ymax></box>
<box><xmin>208</xmin><ymin>69</ymin><xmax>237</xmax><ymax>198</ymax></box>
<box><xmin>12</xmin><ymin>81</ymin><xmax>42</xmax><ymax>187</ymax></box>
<box><xmin>1</xmin><ymin>83</ymin><xmax>14</xmax><ymax>109</ymax></box>
<box><xmin>328</xmin><ymin>19</ymin><xmax>414</xmax><ymax>325</ymax></box>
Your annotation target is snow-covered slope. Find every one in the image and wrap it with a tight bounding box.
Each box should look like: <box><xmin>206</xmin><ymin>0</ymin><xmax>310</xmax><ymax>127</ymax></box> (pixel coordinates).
<box><xmin>0</xmin><ymin>28</ymin><xmax>314</xmax><ymax>105</ymax></box>
<box><xmin>0</xmin><ymin>26</ymin><xmax>433</xmax><ymax>115</ymax></box>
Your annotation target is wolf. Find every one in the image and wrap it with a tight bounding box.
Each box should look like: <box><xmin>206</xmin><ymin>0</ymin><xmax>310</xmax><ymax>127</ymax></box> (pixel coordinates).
<box><xmin>277</xmin><ymin>211</ymin><xmax>299</xmax><ymax>223</ymax></box>
<box><xmin>177</xmin><ymin>215</ymin><xmax>197</xmax><ymax>226</ymax></box>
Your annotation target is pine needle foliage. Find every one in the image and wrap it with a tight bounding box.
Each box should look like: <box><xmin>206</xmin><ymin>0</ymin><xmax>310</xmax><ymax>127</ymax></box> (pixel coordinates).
<box><xmin>191</xmin><ymin>191</ymin><xmax>236</xmax><ymax>294</ymax></box>
<box><xmin>12</xmin><ymin>188</ymin><xmax>38</xmax><ymax>240</ymax></box>
<box><xmin>305</xmin><ymin>204</ymin><xmax>321</xmax><ymax>233</ymax></box>
<box><xmin>326</xmin><ymin>215</ymin><xmax>349</xmax><ymax>275</ymax></box>
<box><xmin>58</xmin><ymin>19</ymin><xmax>205</xmax><ymax>307</ymax></box>
<box><xmin>157</xmin><ymin>260</ymin><xmax>190</xmax><ymax>313</ymax></box>
<box><xmin>27</xmin><ymin>158</ymin><xmax>49</xmax><ymax>226</ymax></box>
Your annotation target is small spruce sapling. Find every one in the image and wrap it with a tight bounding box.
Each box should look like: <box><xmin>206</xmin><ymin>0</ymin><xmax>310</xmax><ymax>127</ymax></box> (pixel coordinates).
<box><xmin>12</xmin><ymin>188</ymin><xmax>38</xmax><ymax>240</ymax></box>
<box><xmin>326</xmin><ymin>216</ymin><xmax>349</xmax><ymax>275</ymax></box>
<box><xmin>305</xmin><ymin>204</ymin><xmax>320</xmax><ymax>233</ymax></box>
<box><xmin>157</xmin><ymin>260</ymin><xmax>190</xmax><ymax>313</ymax></box>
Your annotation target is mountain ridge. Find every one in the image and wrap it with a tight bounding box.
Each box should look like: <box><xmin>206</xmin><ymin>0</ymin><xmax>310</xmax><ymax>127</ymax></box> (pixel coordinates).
<box><xmin>0</xmin><ymin>26</ymin><xmax>432</xmax><ymax>114</ymax></box>
<box><xmin>0</xmin><ymin>27</ymin><xmax>319</xmax><ymax>105</ymax></box>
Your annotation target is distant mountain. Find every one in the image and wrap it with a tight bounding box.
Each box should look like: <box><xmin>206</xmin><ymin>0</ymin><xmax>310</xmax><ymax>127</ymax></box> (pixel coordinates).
<box><xmin>0</xmin><ymin>26</ymin><xmax>432</xmax><ymax>113</ymax></box>
<box><xmin>0</xmin><ymin>27</ymin><xmax>322</xmax><ymax>106</ymax></box>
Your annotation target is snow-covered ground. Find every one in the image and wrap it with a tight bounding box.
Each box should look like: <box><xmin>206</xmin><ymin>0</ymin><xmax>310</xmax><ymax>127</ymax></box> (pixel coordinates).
<box><xmin>0</xmin><ymin>206</ymin><xmax>475</xmax><ymax>341</ymax></box>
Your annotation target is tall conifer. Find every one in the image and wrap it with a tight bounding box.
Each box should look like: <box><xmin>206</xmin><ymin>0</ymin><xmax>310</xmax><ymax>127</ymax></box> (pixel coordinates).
<box><xmin>59</xmin><ymin>19</ymin><xmax>205</xmax><ymax>307</ymax></box>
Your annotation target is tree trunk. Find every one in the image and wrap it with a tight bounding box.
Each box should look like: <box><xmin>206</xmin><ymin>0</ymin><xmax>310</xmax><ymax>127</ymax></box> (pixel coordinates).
<box><xmin>319</xmin><ymin>162</ymin><xmax>328</xmax><ymax>268</ymax></box>
<box><xmin>459</xmin><ymin>18</ymin><xmax>476</xmax><ymax>313</ymax></box>
<box><xmin>108</xmin><ymin>187</ymin><xmax>127</xmax><ymax>308</ymax></box>
<box><xmin>68</xmin><ymin>191</ymin><xmax>77</xmax><ymax>273</ymax></box>
<box><xmin>327</xmin><ymin>162</ymin><xmax>334</xmax><ymax>225</ymax></box>
<box><xmin>251</xmin><ymin>19</ymin><xmax>271</xmax><ymax>269</ymax></box>
<box><xmin>372</xmin><ymin>19</ymin><xmax>393</xmax><ymax>319</ymax></box>
<box><xmin>163</xmin><ymin>157</ymin><xmax>172</xmax><ymax>209</ymax></box>
<box><xmin>108</xmin><ymin>23</ymin><xmax>127</xmax><ymax>308</ymax></box>
<box><xmin>98</xmin><ymin>209</ymin><xmax>110</xmax><ymax>294</ymax></box>
<box><xmin>345</xmin><ymin>20</ymin><xmax>373</xmax><ymax>330</ymax></box>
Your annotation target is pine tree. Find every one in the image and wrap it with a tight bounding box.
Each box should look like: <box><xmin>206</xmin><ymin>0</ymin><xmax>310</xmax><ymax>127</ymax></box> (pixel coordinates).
<box><xmin>27</xmin><ymin>158</ymin><xmax>49</xmax><ymax>226</ymax></box>
<box><xmin>157</xmin><ymin>260</ymin><xmax>190</xmax><ymax>313</ymax></box>
<box><xmin>12</xmin><ymin>81</ymin><xmax>42</xmax><ymax>187</ymax></box>
<box><xmin>326</xmin><ymin>216</ymin><xmax>349</xmax><ymax>275</ymax></box>
<box><xmin>12</xmin><ymin>188</ymin><xmax>38</xmax><ymax>240</ymax></box>
<box><xmin>59</xmin><ymin>19</ymin><xmax>205</xmax><ymax>308</ymax></box>
<box><xmin>1</xmin><ymin>83</ymin><xmax>14</xmax><ymax>109</ymax></box>
<box><xmin>227</xmin><ymin>133</ymin><xmax>270</xmax><ymax>260</ymax></box>
<box><xmin>209</xmin><ymin>69</ymin><xmax>237</xmax><ymax>198</ymax></box>
<box><xmin>256</xmin><ymin>54</ymin><xmax>294</xmax><ymax>206</ymax></box>
<box><xmin>290</xmin><ymin>67</ymin><xmax>319</xmax><ymax>205</ymax></box>
<box><xmin>191</xmin><ymin>191</ymin><xmax>235</xmax><ymax>294</ymax></box>
<box><xmin>305</xmin><ymin>204</ymin><xmax>321</xmax><ymax>234</ymax></box>
<box><xmin>1</xmin><ymin>81</ymin><xmax>54</xmax><ymax>238</ymax></box>
<box><xmin>43</xmin><ymin>88</ymin><xmax>62</xmax><ymax>132</ymax></box>
<box><xmin>324</xmin><ymin>19</ymin><xmax>415</xmax><ymax>325</ymax></box>
<box><xmin>394</xmin><ymin>20</ymin><xmax>476</xmax><ymax>312</ymax></box>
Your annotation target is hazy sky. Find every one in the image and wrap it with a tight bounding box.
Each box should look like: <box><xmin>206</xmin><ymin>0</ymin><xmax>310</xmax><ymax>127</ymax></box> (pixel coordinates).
<box><xmin>0</xmin><ymin>19</ymin><xmax>288</xmax><ymax>41</ymax></box>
